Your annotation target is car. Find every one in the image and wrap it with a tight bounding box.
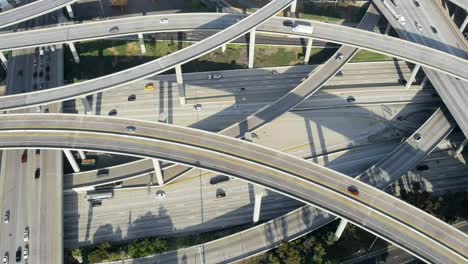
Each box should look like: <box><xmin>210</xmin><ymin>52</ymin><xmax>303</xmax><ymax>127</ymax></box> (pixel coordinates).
<box><xmin>144</xmin><ymin>83</ymin><xmax>154</xmax><ymax>91</ymax></box>
<box><xmin>15</xmin><ymin>247</ymin><xmax>20</xmax><ymax>262</ymax></box>
<box><xmin>239</xmin><ymin>87</ymin><xmax>246</xmax><ymax>92</ymax></box>
<box><xmin>347</xmin><ymin>185</ymin><xmax>359</xmax><ymax>196</ymax></box>
<box><xmin>45</xmin><ymin>65</ymin><xmax>50</xmax><ymax>72</ymax></box>
<box><xmin>336</xmin><ymin>71</ymin><xmax>343</xmax><ymax>77</ymax></box>
<box><xmin>3</xmin><ymin>210</ymin><xmax>9</xmax><ymax>223</ymax></box>
<box><xmin>21</xmin><ymin>150</ymin><xmax>27</xmax><ymax>163</ymax></box>
<box><xmin>22</xmin><ymin>246</ymin><xmax>28</xmax><ymax>260</ymax></box>
<box><xmin>34</xmin><ymin>168</ymin><xmax>40</xmax><ymax>179</ymax></box>
<box><xmin>193</xmin><ymin>104</ymin><xmax>202</xmax><ymax>112</ymax></box>
<box><xmin>283</xmin><ymin>20</ymin><xmax>294</xmax><ymax>27</ymax></box>
<box><xmin>126</xmin><ymin>126</ymin><xmax>136</xmax><ymax>133</ymax></box>
<box><xmin>39</xmin><ymin>83</ymin><xmax>43</xmax><ymax>90</ymax></box>
<box><xmin>430</xmin><ymin>26</ymin><xmax>438</xmax><ymax>34</ymax></box>
<box><xmin>35</xmin><ymin>106</ymin><xmax>41</xmax><ymax>112</ymax></box>
<box><xmin>32</xmin><ymin>84</ymin><xmax>37</xmax><ymax>91</ymax></box>
<box><xmin>271</xmin><ymin>70</ymin><xmax>279</xmax><ymax>75</ymax></box>
<box><xmin>23</xmin><ymin>227</ymin><xmax>29</xmax><ymax>242</ymax></box>
<box><xmin>207</xmin><ymin>74</ymin><xmax>222</xmax><ymax>80</ymax></box>
<box><xmin>3</xmin><ymin>253</ymin><xmax>8</xmax><ymax>264</ymax></box>
<box><xmin>416</xmin><ymin>165</ymin><xmax>429</xmax><ymax>171</ymax></box>
<box><xmin>32</xmin><ymin>72</ymin><xmax>37</xmax><ymax>78</ymax></box>
<box><xmin>413</xmin><ymin>0</ymin><xmax>420</xmax><ymax>7</ymax></box>
<box><xmin>109</xmin><ymin>26</ymin><xmax>119</xmax><ymax>33</ymax></box>
<box><xmin>234</xmin><ymin>104</ymin><xmax>244</xmax><ymax>110</ymax></box>
<box><xmin>108</xmin><ymin>109</ymin><xmax>117</xmax><ymax>116</ymax></box>
<box><xmin>415</xmin><ymin>21</ymin><xmax>423</xmax><ymax>31</ymax></box>
<box><xmin>210</xmin><ymin>175</ymin><xmax>230</xmax><ymax>185</ymax></box>
<box><xmin>97</xmin><ymin>169</ymin><xmax>109</xmax><ymax>178</ymax></box>
<box><xmin>346</xmin><ymin>96</ymin><xmax>356</xmax><ymax>103</ymax></box>
<box><xmin>155</xmin><ymin>190</ymin><xmax>166</xmax><ymax>199</ymax></box>
<box><xmin>91</xmin><ymin>200</ymin><xmax>102</xmax><ymax>207</ymax></box>
<box><xmin>216</xmin><ymin>189</ymin><xmax>226</xmax><ymax>198</ymax></box>
<box><xmin>159</xmin><ymin>18</ymin><xmax>169</xmax><ymax>24</ymax></box>
<box><xmin>335</xmin><ymin>53</ymin><xmax>344</xmax><ymax>62</ymax></box>
<box><xmin>128</xmin><ymin>94</ymin><xmax>136</xmax><ymax>101</ymax></box>
<box><xmin>413</xmin><ymin>133</ymin><xmax>422</xmax><ymax>142</ymax></box>
<box><xmin>39</xmin><ymin>71</ymin><xmax>43</xmax><ymax>77</ymax></box>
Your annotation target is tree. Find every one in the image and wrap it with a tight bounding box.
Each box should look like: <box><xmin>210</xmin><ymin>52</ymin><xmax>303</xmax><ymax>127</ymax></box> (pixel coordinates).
<box><xmin>87</xmin><ymin>242</ymin><xmax>111</xmax><ymax>263</ymax></box>
<box><xmin>71</xmin><ymin>248</ymin><xmax>83</xmax><ymax>263</ymax></box>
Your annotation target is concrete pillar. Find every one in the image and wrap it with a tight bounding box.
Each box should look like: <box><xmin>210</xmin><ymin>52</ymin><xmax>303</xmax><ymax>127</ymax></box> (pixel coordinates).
<box><xmin>67</xmin><ymin>42</ymin><xmax>80</xmax><ymax>63</ymax></box>
<box><xmin>63</xmin><ymin>150</ymin><xmax>80</xmax><ymax>173</ymax></box>
<box><xmin>81</xmin><ymin>97</ymin><xmax>93</xmax><ymax>115</ymax></box>
<box><xmin>384</xmin><ymin>22</ymin><xmax>392</xmax><ymax>35</ymax></box>
<box><xmin>138</xmin><ymin>33</ymin><xmax>146</xmax><ymax>54</ymax></box>
<box><xmin>451</xmin><ymin>6</ymin><xmax>458</xmax><ymax>20</ymax></box>
<box><xmin>0</xmin><ymin>51</ymin><xmax>7</xmax><ymax>69</ymax></box>
<box><xmin>455</xmin><ymin>138</ymin><xmax>468</xmax><ymax>156</ymax></box>
<box><xmin>304</xmin><ymin>38</ymin><xmax>313</xmax><ymax>64</ymax></box>
<box><xmin>152</xmin><ymin>159</ymin><xmax>164</xmax><ymax>186</ymax></box>
<box><xmin>77</xmin><ymin>150</ymin><xmax>86</xmax><ymax>160</ymax></box>
<box><xmin>420</xmin><ymin>76</ymin><xmax>428</xmax><ymax>88</ymax></box>
<box><xmin>461</xmin><ymin>14</ymin><xmax>468</xmax><ymax>32</ymax></box>
<box><xmin>65</xmin><ymin>4</ymin><xmax>75</xmax><ymax>19</ymax></box>
<box><xmin>406</xmin><ymin>64</ymin><xmax>421</xmax><ymax>89</ymax></box>
<box><xmin>253</xmin><ymin>187</ymin><xmax>265</xmax><ymax>223</ymax></box>
<box><xmin>333</xmin><ymin>219</ymin><xmax>348</xmax><ymax>241</ymax></box>
<box><xmin>248</xmin><ymin>28</ymin><xmax>256</xmax><ymax>69</ymax></box>
<box><xmin>175</xmin><ymin>64</ymin><xmax>185</xmax><ymax>105</ymax></box>
<box><xmin>290</xmin><ymin>0</ymin><xmax>297</xmax><ymax>15</ymax></box>
<box><xmin>221</xmin><ymin>44</ymin><xmax>227</xmax><ymax>53</ymax></box>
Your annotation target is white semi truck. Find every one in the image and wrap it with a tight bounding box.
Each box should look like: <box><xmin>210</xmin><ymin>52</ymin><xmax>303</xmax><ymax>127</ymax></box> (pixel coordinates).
<box><xmin>291</xmin><ymin>24</ymin><xmax>313</xmax><ymax>34</ymax></box>
<box><xmin>382</xmin><ymin>0</ymin><xmax>406</xmax><ymax>25</ymax></box>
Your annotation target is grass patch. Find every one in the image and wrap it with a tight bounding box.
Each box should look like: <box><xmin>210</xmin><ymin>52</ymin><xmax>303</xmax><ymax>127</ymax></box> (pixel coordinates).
<box><xmin>351</xmin><ymin>50</ymin><xmax>392</xmax><ymax>63</ymax></box>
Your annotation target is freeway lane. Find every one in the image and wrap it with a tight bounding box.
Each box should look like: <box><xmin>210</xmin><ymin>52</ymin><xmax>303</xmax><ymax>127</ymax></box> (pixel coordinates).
<box><xmin>0</xmin><ymin>0</ymin><xmax>77</xmax><ymax>29</ymax></box>
<box><xmin>0</xmin><ymin>114</ymin><xmax>466</xmax><ymax>263</ymax></box>
<box><xmin>0</xmin><ymin>14</ymin><xmax>467</xmax><ymax>111</ymax></box>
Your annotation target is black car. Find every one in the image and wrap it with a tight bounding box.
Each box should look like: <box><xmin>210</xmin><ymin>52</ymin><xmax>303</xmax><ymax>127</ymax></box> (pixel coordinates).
<box><xmin>430</xmin><ymin>26</ymin><xmax>438</xmax><ymax>34</ymax></box>
<box><xmin>283</xmin><ymin>20</ymin><xmax>294</xmax><ymax>27</ymax></box>
<box><xmin>216</xmin><ymin>189</ymin><xmax>226</xmax><ymax>198</ymax></box>
<box><xmin>108</xmin><ymin>109</ymin><xmax>117</xmax><ymax>116</ymax></box>
<box><xmin>109</xmin><ymin>26</ymin><xmax>119</xmax><ymax>33</ymax></box>
<box><xmin>210</xmin><ymin>176</ymin><xmax>230</xmax><ymax>185</ymax></box>
<box><xmin>34</xmin><ymin>168</ymin><xmax>40</xmax><ymax>179</ymax></box>
<box><xmin>15</xmin><ymin>247</ymin><xmax>21</xmax><ymax>262</ymax></box>
<box><xmin>346</xmin><ymin>96</ymin><xmax>356</xmax><ymax>103</ymax></box>
<box><xmin>128</xmin><ymin>94</ymin><xmax>136</xmax><ymax>102</ymax></box>
<box><xmin>97</xmin><ymin>169</ymin><xmax>110</xmax><ymax>178</ymax></box>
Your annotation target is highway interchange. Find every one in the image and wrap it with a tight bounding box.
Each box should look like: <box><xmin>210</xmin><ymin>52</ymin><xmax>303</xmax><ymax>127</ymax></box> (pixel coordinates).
<box><xmin>0</xmin><ymin>0</ymin><xmax>467</xmax><ymax>263</ymax></box>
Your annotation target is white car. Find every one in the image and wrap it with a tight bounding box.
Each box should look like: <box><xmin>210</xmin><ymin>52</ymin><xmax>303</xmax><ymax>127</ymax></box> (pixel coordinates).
<box><xmin>23</xmin><ymin>246</ymin><xmax>28</xmax><ymax>260</ymax></box>
<box><xmin>335</xmin><ymin>53</ymin><xmax>344</xmax><ymax>62</ymax></box>
<box><xmin>159</xmin><ymin>18</ymin><xmax>169</xmax><ymax>24</ymax></box>
<box><xmin>415</xmin><ymin>22</ymin><xmax>423</xmax><ymax>31</ymax></box>
<box><xmin>193</xmin><ymin>104</ymin><xmax>202</xmax><ymax>112</ymax></box>
<box><xmin>3</xmin><ymin>254</ymin><xmax>8</xmax><ymax>264</ymax></box>
<box><xmin>23</xmin><ymin>227</ymin><xmax>29</xmax><ymax>242</ymax></box>
<box><xmin>155</xmin><ymin>190</ymin><xmax>166</xmax><ymax>199</ymax></box>
<box><xmin>207</xmin><ymin>74</ymin><xmax>222</xmax><ymax>80</ymax></box>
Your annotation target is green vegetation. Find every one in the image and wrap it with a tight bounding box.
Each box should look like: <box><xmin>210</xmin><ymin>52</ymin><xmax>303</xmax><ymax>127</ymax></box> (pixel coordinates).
<box><xmin>350</xmin><ymin>50</ymin><xmax>392</xmax><ymax>63</ymax></box>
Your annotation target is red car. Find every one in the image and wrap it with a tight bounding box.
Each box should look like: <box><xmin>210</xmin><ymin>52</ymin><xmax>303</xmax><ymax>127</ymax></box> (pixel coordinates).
<box><xmin>347</xmin><ymin>185</ymin><xmax>359</xmax><ymax>196</ymax></box>
<box><xmin>21</xmin><ymin>150</ymin><xmax>28</xmax><ymax>163</ymax></box>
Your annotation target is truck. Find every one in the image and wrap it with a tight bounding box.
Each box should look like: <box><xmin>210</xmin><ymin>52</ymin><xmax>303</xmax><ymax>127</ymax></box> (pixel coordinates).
<box><xmin>382</xmin><ymin>0</ymin><xmax>406</xmax><ymax>25</ymax></box>
<box><xmin>81</xmin><ymin>158</ymin><xmax>96</xmax><ymax>166</ymax></box>
<box><xmin>291</xmin><ymin>24</ymin><xmax>313</xmax><ymax>34</ymax></box>
<box><xmin>86</xmin><ymin>190</ymin><xmax>113</xmax><ymax>201</ymax></box>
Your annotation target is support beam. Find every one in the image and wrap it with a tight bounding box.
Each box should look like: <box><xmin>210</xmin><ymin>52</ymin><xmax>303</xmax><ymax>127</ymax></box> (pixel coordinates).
<box><xmin>253</xmin><ymin>188</ymin><xmax>264</xmax><ymax>223</ymax></box>
<box><xmin>175</xmin><ymin>64</ymin><xmax>185</xmax><ymax>105</ymax></box>
<box><xmin>420</xmin><ymin>76</ymin><xmax>428</xmax><ymax>88</ymax></box>
<box><xmin>77</xmin><ymin>150</ymin><xmax>86</xmax><ymax>160</ymax></box>
<box><xmin>461</xmin><ymin>14</ymin><xmax>468</xmax><ymax>32</ymax></box>
<box><xmin>152</xmin><ymin>159</ymin><xmax>164</xmax><ymax>186</ymax></box>
<box><xmin>290</xmin><ymin>0</ymin><xmax>297</xmax><ymax>15</ymax></box>
<box><xmin>138</xmin><ymin>33</ymin><xmax>146</xmax><ymax>54</ymax></box>
<box><xmin>248</xmin><ymin>28</ymin><xmax>256</xmax><ymax>69</ymax></box>
<box><xmin>384</xmin><ymin>22</ymin><xmax>392</xmax><ymax>35</ymax></box>
<box><xmin>455</xmin><ymin>138</ymin><xmax>468</xmax><ymax>156</ymax></box>
<box><xmin>0</xmin><ymin>51</ymin><xmax>7</xmax><ymax>69</ymax></box>
<box><xmin>80</xmin><ymin>97</ymin><xmax>93</xmax><ymax>115</ymax></box>
<box><xmin>406</xmin><ymin>64</ymin><xmax>421</xmax><ymax>89</ymax></box>
<box><xmin>65</xmin><ymin>4</ymin><xmax>75</xmax><ymax>19</ymax></box>
<box><xmin>334</xmin><ymin>219</ymin><xmax>348</xmax><ymax>241</ymax></box>
<box><xmin>304</xmin><ymin>38</ymin><xmax>313</xmax><ymax>64</ymax></box>
<box><xmin>63</xmin><ymin>150</ymin><xmax>80</xmax><ymax>173</ymax></box>
<box><xmin>451</xmin><ymin>6</ymin><xmax>458</xmax><ymax>20</ymax></box>
<box><xmin>67</xmin><ymin>42</ymin><xmax>80</xmax><ymax>63</ymax></box>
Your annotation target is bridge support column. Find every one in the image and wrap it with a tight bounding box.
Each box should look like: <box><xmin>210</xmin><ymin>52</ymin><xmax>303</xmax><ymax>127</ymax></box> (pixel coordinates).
<box><xmin>66</xmin><ymin>4</ymin><xmax>75</xmax><ymax>19</ymax></box>
<box><xmin>67</xmin><ymin>42</ymin><xmax>80</xmax><ymax>63</ymax></box>
<box><xmin>461</xmin><ymin>14</ymin><xmax>468</xmax><ymax>32</ymax></box>
<box><xmin>406</xmin><ymin>64</ymin><xmax>420</xmax><ymax>89</ymax></box>
<box><xmin>384</xmin><ymin>23</ymin><xmax>392</xmax><ymax>35</ymax></box>
<box><xmin>152</xmin><ymin>159</ymin><xmax>164</xmax><ymax>186</ymax></box>
<box><xmin>455</xmin><ymin>139</ymin><xmax>468</xmax><ymax>156</ymax></box>
<box><xmin>420</xmin><ymin>76</ymin><xmax>428</xmax><ymax>88</ymax></box>
<box><xmin>290</xmin><ymin>0</ymin><xmax>297</xmax><ymax>15</ymax></box>
<box><xmin>63</xmin><ymin>150</ymin><xmax>80</xmax><ymax>173</ymax></box>
<box><xmin>248</xmin><ymin>28</ymin><xmax>256</xmax><ymax>69</ymax></box>
<box><xmin>175</xmin><ymin>64</ymin><xmax>185</xmax><ymax>105</ymax></box>
<box><xmin>304</xmin><ymin>38</ymin><xmax>313</xmax><ymax>64</ymax></box>
<box><xmin>333</xmin><ymin>219</ymin><xmax>348</xmax><ymax>241</ymax></box>
<box><xmin>81</xmin><ymin>97</ymin><xmax>93</xmax><ymax>115</ymax></box>
<box><xmin>138</xmin><ymin>33</ymin><xmax>146</xmax><ymax>54</ymax></box>
<box><xmin>221</xmin><ymin>44</ymin><xmax>227</xmax><ymax>53</ymax></box>
<box><xmin>77</xmin><ymin>150</ymin><xmax>86</xmax><ymax>160</ymax></box>
<box><xmin>253</xmin><ymin>187</ymin><xmax>264</xmax><ymax>223</ymax></box>
<box><xmin>0</xmin><ymin>51</ymin><xmax>7</xmax><ymax>69</ymax></box>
